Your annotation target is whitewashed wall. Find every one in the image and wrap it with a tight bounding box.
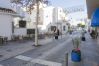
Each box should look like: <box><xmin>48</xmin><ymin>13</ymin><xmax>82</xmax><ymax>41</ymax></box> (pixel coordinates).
<box><xmin>42</xmin><ymin>6</ymin><xmax>54</xmax><ymax>31</ymax></box>
<box><xmin>28</xmin><ymin>6</ymin><xmax>54</xmax><ymax>33</ymax></box>
<box><xmin>56</xmin><ymin>22</ymin><xmax>68</xmax><ymax>35</ymax></box>
<box><xmin>14</xmin><ymin>28</ymin><xmax>27</xmax><ymax>36</ymax></box>
<box><xmin>61</xmin><ymin>23</ymin><xmax>68</xmax><ymax>34</ymax></box>
<box><xmin>53</xmin><ymin>8</ymin><xmax>58</xmax><ymax>23</ymax></box>
<box><xmin>0</xmin><ymin>14</ymin><xmax>13</xmax><ymax>40</ymax></box>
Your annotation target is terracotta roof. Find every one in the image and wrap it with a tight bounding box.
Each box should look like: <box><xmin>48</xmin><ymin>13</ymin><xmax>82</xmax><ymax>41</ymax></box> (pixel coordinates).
<box><xmin>0</xmin><ymin>7</ymin><xmax>16</xmax><ymax>14</ymax></box>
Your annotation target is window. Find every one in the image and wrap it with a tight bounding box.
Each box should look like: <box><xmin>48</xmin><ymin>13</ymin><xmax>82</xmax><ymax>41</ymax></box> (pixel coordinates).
<box><xmin>63</xmin><ymin>26</ymin><xmax>65</xmax><ymax>31</ymax></box>
<box><xmin>51</xmin><ymin>26</ymin><xmax>56</xmax><ymax>31</ymax></box>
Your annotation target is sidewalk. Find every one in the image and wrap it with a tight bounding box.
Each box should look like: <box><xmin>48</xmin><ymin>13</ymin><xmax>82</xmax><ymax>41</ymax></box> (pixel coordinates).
<box><xmin>0</xmin><ymin>34</ymin><xmax>67</xmax><ymax>62</ymax></box>
<box><xmin>68</xmin><ymin>33</ymin><xmax>99</xmax><ymax>66</ymax></box>
<box><xmin>0</xmin><ymin>37</ymin><xmax>53</xmax><ymax>61</ymax></box>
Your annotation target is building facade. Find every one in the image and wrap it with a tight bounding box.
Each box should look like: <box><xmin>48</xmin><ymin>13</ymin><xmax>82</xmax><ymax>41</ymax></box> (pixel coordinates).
<box><xmin>27</xmin><ymin>5</ymin><xmax>68</xmax><ymax>34</ymax></box>
<box><xmin>0</xmin><ymin>0</ymin><xmax>27</xmax><ymax>40</ymax></box>
<box><xmin>0</xmin><ymin>0</ymin><xmax>16</xmax><ymax>40</ymax></box>
<box><xmin>51</xmin><ymin>7</ymin><xmax>68</xmax><ymax>34</ymax></box>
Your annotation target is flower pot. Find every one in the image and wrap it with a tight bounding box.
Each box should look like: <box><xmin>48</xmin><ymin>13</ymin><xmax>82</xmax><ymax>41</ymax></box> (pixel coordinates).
<box><xmin>71</xmin><ymin>49</ymin><xmax>81</xmax><ymax>62</ymax></box>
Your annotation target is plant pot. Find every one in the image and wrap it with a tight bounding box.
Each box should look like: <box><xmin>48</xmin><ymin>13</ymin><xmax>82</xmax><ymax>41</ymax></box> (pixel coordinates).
<box><xmin>71</xmin><ymin>49</ymin><xmax>81</xmax><ymax>62</ymax></box>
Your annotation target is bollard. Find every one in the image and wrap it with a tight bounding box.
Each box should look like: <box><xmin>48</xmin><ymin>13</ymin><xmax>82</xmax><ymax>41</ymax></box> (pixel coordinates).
<box><xmin>65</xmin><ymin>53</ymin><xmax>68</xmax><ymax>66</ymax></box>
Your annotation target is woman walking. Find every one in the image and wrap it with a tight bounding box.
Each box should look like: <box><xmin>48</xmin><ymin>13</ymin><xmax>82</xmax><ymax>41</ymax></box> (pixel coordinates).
<box><xmin>54</xmin><ymin>28</ymin><xmax>59</xmax><ymax>40</ymax></box>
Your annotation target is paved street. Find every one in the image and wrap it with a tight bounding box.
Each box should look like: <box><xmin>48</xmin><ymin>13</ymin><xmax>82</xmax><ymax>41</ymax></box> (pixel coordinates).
<box><xmin>0</xmin><ymin>37</ymin><xmax>53</xmax><ymax>61</ymax></box>
<box><xmin>0</xmin><ymin>0</ymin><xmax>99</xmax><ymax>66</ymax></box>
<box><xmin>0</xmin><ymin>32</ymin><xmax>99</xmax><ymax>66</ymax></box>
<box><xmin>0</xmin><ymin>33</ymin><xmax>71</xmax><ymax>66</ymax></box>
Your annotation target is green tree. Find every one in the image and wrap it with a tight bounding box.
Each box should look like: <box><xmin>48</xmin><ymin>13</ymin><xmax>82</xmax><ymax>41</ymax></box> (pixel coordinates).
<box><xmin>77</xmin><ymin>23</ymin><xmax>85</xmax><ymax>28</ymax></box>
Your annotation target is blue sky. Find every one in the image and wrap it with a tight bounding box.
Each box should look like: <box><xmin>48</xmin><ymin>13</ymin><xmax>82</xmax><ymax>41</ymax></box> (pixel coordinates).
<box><xmin>49</xmin><ymin>0</ymin><xmax>87</xmax><ymax>20</ymax></box>
<box><xmin>49</xmin><ymin>0</ymin><xmax>86</xmax><ymax>8</ymax></box>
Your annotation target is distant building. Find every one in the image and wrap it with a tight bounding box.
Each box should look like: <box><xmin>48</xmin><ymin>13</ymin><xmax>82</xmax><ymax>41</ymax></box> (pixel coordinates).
<box><xmin>27</xmin><ymin>3</ymin><xmax>68</xmax><ymax>34</ymax></box>
<box><xmin>51</xmin><ymin>7</ymin><xmax>68</xmax><ymax>34</ymax></box>
<box><xmin>27</xmin><ymin>3</ymin><xmax>54</xmax><ymax>34</ymax></box>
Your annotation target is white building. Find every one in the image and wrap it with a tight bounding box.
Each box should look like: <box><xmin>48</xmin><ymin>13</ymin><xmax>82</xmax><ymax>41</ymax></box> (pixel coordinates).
<box><xmin>27</xmin><ymin>3</ymin><xmax>54</xmax><ymax>33</ymax></box>
<box><xmin>0</xmin><ymin>0</ymin><xmax>28</xmax><ymax>40</ymax></box>
<box><xmin>51</xmin><ymin>7</ymin><xmax>68</xmax><ymax>34</ymax></box>
<box><xmin>0</xmin><ymin>0</ymin><xmax>68</xmax><ymax>41</ymax></box>
<box><xmin>27</xmin><ymin>3</ymin><xmax>68</xmax><ymax>34</ymax></box>
<box><xmin>0</xmin><ymin>0</ymin><xmax>17</xmax><ymax>40</ymax></box>
<box><xmin>12</xmin><ymin>6</ymin><xmax>29</xmax><ymax>37</ymax></box>
<box><xmin>41</xmin><ymin>6</ymin><xmax>54</xmax><ymax>32</ymax></box>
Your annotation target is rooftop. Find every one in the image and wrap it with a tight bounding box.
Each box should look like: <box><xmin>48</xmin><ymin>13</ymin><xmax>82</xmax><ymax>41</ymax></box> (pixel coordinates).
<box><xmin>0</xmin><ymin>7</ymin><xmax>16</xmax><ymax>14</ymax></box>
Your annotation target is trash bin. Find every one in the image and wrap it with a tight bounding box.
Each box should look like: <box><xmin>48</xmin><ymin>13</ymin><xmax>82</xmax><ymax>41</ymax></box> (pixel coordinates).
<box><xmin>81</xmin><ymin>36</ymin><xmax>86</xmax><ymax>41</ymax></box>
<box><xmin>71</xmin><ymin>49</ymin><xmax>81</xmax><ymax>62</ymax></box>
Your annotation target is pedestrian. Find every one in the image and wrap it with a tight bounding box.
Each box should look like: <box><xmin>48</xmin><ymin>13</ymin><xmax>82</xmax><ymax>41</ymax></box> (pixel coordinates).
<box><xmin>90</xmin><ymin>30</ymin><xmax>95</xmax><ymax>39</ymax></box>
<box><xmin>54</xmin><ymin>28</ymin><xmax>59</xmax><ymax>40</ymax></box>
<box><xmin>81</xmin><ymin>29</ymin><xmax>86</xmax><ymax>41</ymax></box>
<box><xmin>57</xmin><ymin>29</ymin><xmax>60</xmax><ymax>36</ymax></box>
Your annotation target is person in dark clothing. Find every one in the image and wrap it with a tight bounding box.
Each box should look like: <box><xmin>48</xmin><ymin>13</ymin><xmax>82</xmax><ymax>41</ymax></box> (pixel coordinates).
<box><xmin>54</xmin><ymin>28</ymin><xmax>59</xmax><ymax>40</ymax></box>
<box><xmin>57</xmin><ymin>29</ymin><xmax>60</xmax><ymax>36</ymax></box>
<box><xmin>90</xmin><ymin>30</ymin><xmax>96</xmax><ymax>39</ymax></box>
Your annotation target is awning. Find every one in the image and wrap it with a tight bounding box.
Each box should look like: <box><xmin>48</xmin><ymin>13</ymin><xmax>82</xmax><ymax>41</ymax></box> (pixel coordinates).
<box><xmin>91</xmin><ymin>8</ymin><xmax>99</xmax><ymax>27</ymax></box>
<box><xmin>0</xmin><ymin>7</ymin><xmax>24</xmax><ymax>18</ymax></box>
<box><xmin>86</xmin><ymin>0</ymin><xmax>99</xmax><ymax>19</ymax></box>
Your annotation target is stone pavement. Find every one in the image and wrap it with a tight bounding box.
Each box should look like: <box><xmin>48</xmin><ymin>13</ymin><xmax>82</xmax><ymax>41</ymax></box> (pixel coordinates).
<box><xmin>0</xmin><ymin>38</ymin><xmax>53</xmax><ymax>62</ymax></box>
<box><xmin>68</xmin><ymin>33</ymin><xmax>99</xmax><ymax>66</ymax></box>
<box><xmin>2</xmin><ymin>32</ymin><xmax>99</xmax><ymax>66</ymax></box>
<box><xmin>1</xmin><ymin>32</ymin><xmax>99</xmax><ymax>66</ymax></box>
<box><xmin>0</xmin><ymin>35</ymin><xmax>67</xmax><ymax>62</ymax></box>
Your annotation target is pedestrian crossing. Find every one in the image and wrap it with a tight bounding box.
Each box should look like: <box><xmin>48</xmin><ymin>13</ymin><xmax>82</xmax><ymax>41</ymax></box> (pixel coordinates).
<box><xmin>15</xmin><ymin>55</ymin><xmax>62</xmax><ymax>66</ymax></box>
<box><xmin>15</xmin><ymin>55</ymin><xmax>32</xmax><ymax>61</ymax></box>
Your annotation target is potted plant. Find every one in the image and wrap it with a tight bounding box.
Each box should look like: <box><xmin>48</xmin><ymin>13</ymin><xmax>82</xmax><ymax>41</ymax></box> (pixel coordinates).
<box><xmin>72</xmin><ymin>37</ymin><xmax>81</xmax><ymax>49</ymax></box>
<box><xmin>71</xmin><ymin>37</ymin><xmax>81</xmax><ymax>62</ymax></box>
